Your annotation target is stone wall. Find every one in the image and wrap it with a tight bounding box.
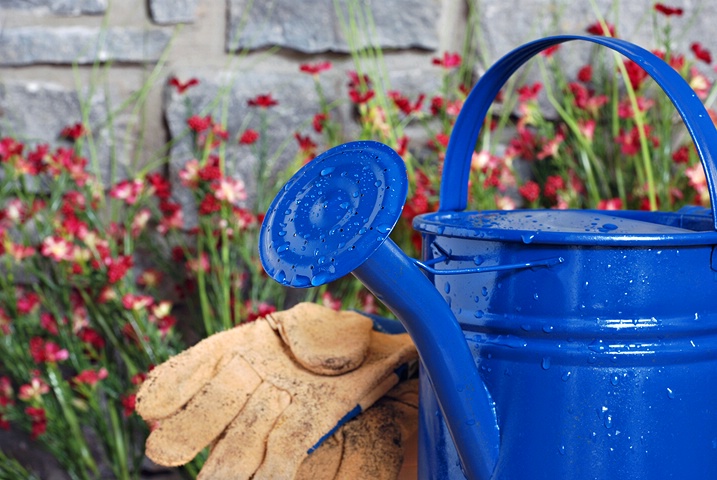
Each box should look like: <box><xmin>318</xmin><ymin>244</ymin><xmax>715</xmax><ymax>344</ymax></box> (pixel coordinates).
<box><xmin>2</xmin><ymin>0</ymin><xmax>716</xmax><ymax>207</ymax></box>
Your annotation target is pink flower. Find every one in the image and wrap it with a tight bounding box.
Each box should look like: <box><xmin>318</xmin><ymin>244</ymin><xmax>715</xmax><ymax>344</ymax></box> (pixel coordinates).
<box><xmin>73</xmin><ymin>367</ymin><xmax>108</xmax><ymax>387</ymax></box>
<box><xmin>169</xmin><ymin>77</ymin><xmax>199</xmax><ymax>94</ymax></box>
<box><xmin>686</xmin><ymin>163</ymin><xmax>709</xmax><ymax>204</ymax></box>
<box><xmin>597</xmin><ymin>198</ymin><xmax>623</xmax><ymax>210</ymax></box>
<box><xmin>122</xmin><ymin>294</ymin><xmax>154</xmax><ymax>311</ymax></box>
<box><xmin>299</xmin><ymin>61</ymin><xmax>333</xmax><ymax>75</ymax></box>
<box><xmin>16</xmin><ymin>291</ymin><xmax>40</xmax><ymax>315</ymax></box>
<box><xmin>233</xmin><ymin>207</ymin><xmax>257</xmax><ymax>230</ymax></box>
<box><xmin>18</xmin><ymin>376</ymin><xmax>50</xmax><ymax>401</ymax></box>
<box><xmin>432</xmin><ymin>52</ymin><xmax>462</xmax><ymax>68</ymax></box>
<box><xmin>214</xmin><ymin>177</ymin><xmax>248</xmax><ymax>204</ymax></box>
<box><xmin>40</xmin><ymin>236</ymin><xmax>75</xmax><ymax>262</ymax></box>
<box><xmin>29</xmin><ymin>337</ymin><xmax>69</xmax><ymax>364</ymax></box>
<box><xmin>186</xmin><ymin>252</ymin><xmax>210</xmax><ymax>274</ymax></box>
<box><xmin>239</xmin><ymin>129</ymin><xmax>259</xmax><ymax>145</ymax></box>
<box><xmin>179</xmin><ymin>159</ymin><xmax>200</xmax><ymax>188</ymax></box>
<box><xmin>322</xmin><ymin>292</ymin><xmax>342</xmax><ymax>311</ymax></box>
<box><xmin>131</xmin><ymin>209</ymin><xmax>151</xmax><ymax>237</ymax></box>
<box><xmin>109</xmin><ymin>179</ymin><xmax>145</xmax><ymax>205</ymax></box>
<box><xmin>158</xmin><ymin>201</ymin><xmax>184</xmax><ymax>234</ymax></box>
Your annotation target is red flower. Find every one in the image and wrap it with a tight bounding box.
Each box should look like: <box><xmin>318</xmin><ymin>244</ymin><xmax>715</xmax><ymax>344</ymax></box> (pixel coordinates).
<box><xmin>624</xmin><ymin>60</ymin><xmax>649</xmax><ymax>90</ymax></box>
<box><xmin>109</xmin><ymin>179</ymin><xmax>145</xmax><ymax>205</ymax></box>
<box><xmin>121</xmin><ymin>393</ymin><xmax>136</xmax><ymax>417</ymax></box>
<box><xmin>40</xmin><ymin>313</ymin><xmax>59</xmax><ymax>335</ymax></box>
<box><xmin>691</xmin><ymin>42</ymin><xmax>712</xmax><ymax>64</ymax></box>
<box><xmin>25</xmin><ymin>406</ymin><xmax>47</xmax><ymax>439</ymax></box>
<box><xmin>299</xmin><ymin>61</ymin><xmax>333</xmax><ymax>75</ymax></box>
<box><xmin>654</xmin><ymin>3</ymin><xmax>683</xmax><ymax>16</ymax></box>
<box><xmin>198</xmin><ymin>193</ymin><xmax>221</xmax><ymax>215</ymax></box>
<box><xmin>106</xmin><ymin>255</ymin><xmax>133</xmax><ymax>284</ymax></box>
<box><xmin>432</xmin><ymin>52</ymin><xmax>462</xmax><ymax>68</ymax></box>
<box><xmin>16</xmin><ymin>291</ymin><xmax>40</xmax><ymax>315</ymax></box>
<box><xmin>348</xmin><ymin>89</ymin><xmax>375</xmax><ymax>104</ymax></box>
<box><xmin>388</xmin><ymin>91</ymin><xmax>426</xmax><ymax>115</ymax></box>
<box><xmin>29</xmin><ymin>337</ymin><xmax>69</xmax><ymax>364</ymax></box>
<box><xmin>312</xmin><ymin>113</ymin><xmax>327</xmax><ymax>133</ymax></box>
<box><xmin>586</xmin><ymin>21</ymin><xmax>616</xmax><ymax>37</ymax></box>
<box><xmin>245</xmin><ymin>301</ymin><xmax>276</xmax><ymax>322</ymax></box>
<box><xmin>294</xmin><ymin>133</ymin><xmax>317</xmax><ymax>158</ymax></box>
<box><xmin>0</xmin><ymin>137</ymin><xmax>24</xmax><ymax>161</ymax></box>
<box><xmin>543</xmin><ymin>175</ymin><xmax>565</xmax><ymax>201</ymax></box>
<box><xmin>169</xmin><ymin>76</ymin><xmax>199</xmax><ymax>94</ymax></box>
<box><xmin>239</xmin><ymin>129</ymin><xmax>260</xmax><ymax>145</ymax></box>
<box><xmin>247</xmin><ymin>94</ymin><xmax>278</xmax><ymax>108</ymax></box>
<box><xmin>672</xmin><ymin>145</ymin><xmax>691</xmax><ymax>164</ymax></box>
<box><xmin>187</xmin><ymin>115</ymin><xmax>212</xmax><ymax>133</ymax></box>
<box><xmin>577</xmin><ymin>65</ymin><xmax>593</xmax><ymax>83</ymax></box>
<box><xmin>60</xmin><ymin>123</ymin><xmax>87</xmax><ymax>141</ymax></box>
<box><xmin>146</xmin><ymin>172</ymin><xmax>172</xmax><ymax>200</ymax></box>
<box><xmin>77</xmin><ymin>327</ymin><xmax>105</xmax><ymax>350</ymax></box>
<box><xmin>615</xmin><ymin>125</ymin><xmax>659</xmax><ymax>155</ymax></box>
<box><xmin>518</xmin><ymin>181</ymin><xmax>541</xmax><ymax>203</ymax></box>
<box><xmin>197</xmin><ymin>156</ymin><xmax>222</xmax><ymax>181</ymax></box>
<box><xmin>347</xmin><ymin>71</ymin><xmax>371</xmax><ymax>89</ymax></box>
<box><xmin>430</xmin><ymin>96</ymin><xmax>444</xmax><ymax>116</ymax></box>
<box><xmin>517</xmin><ymin>82</ymin><xmax>542</xmax><ymax>102</ymax></box>
<box><xmin>540</xmin><ymin>45</ymin><xmax>561</xmax><ymax>58</ymax></box>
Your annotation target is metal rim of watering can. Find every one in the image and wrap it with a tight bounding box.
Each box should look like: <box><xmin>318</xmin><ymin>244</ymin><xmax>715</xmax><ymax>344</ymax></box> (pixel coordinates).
<box><xmin>437</xmin><ymin>34</ymin><xmax>717</xmax><ymax>238</ymax></box>
<box><xmin>258</xmin><ymin>140</ymin><xmax>409</xmax><ymax>288</ymax></box>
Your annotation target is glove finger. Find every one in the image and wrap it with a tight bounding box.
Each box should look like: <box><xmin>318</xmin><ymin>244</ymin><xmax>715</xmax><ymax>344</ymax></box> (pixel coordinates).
<box><xmin>145</xmin><ymin>354</ymin><xmax>262</xmax><ymax>466</ymax></box>
<box><xmin>295</xmin><ymin>431</ymin><xmax>344</xmax><ymax>480</ymax></box>
<box><xmin>335</xmin><ymin>395</ymin><xmax>419</xmax><ymax>480</ymax></box>
<box><xmin>136</xmin><ymin>326</ymin><xmax>245</xmax><ymax>420</ymax></box>
<box><xmin>198</xmin><ymin>382</ymin><xmax>290</xmax><ymax>480</ymax></box>
<box><xmin>267</xmin><ymin>302</ymin><xmax>373</xmax><ymax>376</ymax></box>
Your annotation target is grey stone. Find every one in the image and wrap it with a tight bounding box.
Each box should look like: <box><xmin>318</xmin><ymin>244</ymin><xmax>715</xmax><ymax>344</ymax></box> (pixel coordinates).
<box><xmin>0</xmin><ymin>27</ymin><xmax>172</xmax><ymax>66</ymax></box>
<box><xmin>0</xmin><ymin>81</ymin><xmax>131</xmax><ymax>185</ymax></box>
<box><xmin>0</xmin><ymin>0</ymin><xmax>106</xmax><ymax>15</ymax></box>
<box><xmin>149</xmin><ymin>0</ymin><xmax>198</xmax><ymax>24</ymax></box>
<box><xmin>227</xmin><ymin>0</ymin><xmax>440</xmax><ymax>54</ymax></box>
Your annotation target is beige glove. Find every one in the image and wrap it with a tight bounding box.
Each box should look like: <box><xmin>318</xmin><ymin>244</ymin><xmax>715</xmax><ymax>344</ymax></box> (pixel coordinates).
<box><xmin>136</xmin><ymin>302</ymin><xmax>417</xmax><ymax>479</ymax></box>
<box><xmin>297</xmin><ymin>378</ymin><xmax>419</xmax><ymax>480</ymax></box>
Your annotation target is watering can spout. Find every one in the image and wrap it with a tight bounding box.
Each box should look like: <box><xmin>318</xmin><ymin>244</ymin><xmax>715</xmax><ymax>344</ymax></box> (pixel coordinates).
<box><xmin>259</xmin><ymin>141</ymin><xmax>499</xmax><ymax>479</ymax></box>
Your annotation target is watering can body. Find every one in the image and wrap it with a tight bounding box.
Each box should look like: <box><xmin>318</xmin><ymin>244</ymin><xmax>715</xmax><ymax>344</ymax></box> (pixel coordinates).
<box><xmin>414</xmin><ymin>209</ymin><xmax>717</xmax><ymax>479</ymax></box>
<box><xmin>260</xmin><ymin>35</ymin><xmax>717</xmax><ymax>479</ymax></box>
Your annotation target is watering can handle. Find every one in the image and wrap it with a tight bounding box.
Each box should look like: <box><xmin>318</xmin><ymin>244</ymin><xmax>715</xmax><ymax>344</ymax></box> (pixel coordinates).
<box><xmin>439</xmin><ymin>34</ymin><xmax>717</xmax><ymax>230</ymax></box>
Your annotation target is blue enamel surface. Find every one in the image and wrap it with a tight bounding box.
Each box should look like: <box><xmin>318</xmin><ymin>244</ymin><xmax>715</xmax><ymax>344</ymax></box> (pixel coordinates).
<box><xmin>259</xmin><ymin>141</ymin><xmax>408</xmax><ymax>288</ymax></box>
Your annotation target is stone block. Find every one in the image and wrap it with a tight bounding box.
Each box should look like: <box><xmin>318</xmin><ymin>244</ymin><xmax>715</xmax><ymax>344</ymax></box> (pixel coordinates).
<box><xmin>0</xmin><ymin>0</ymin><xmax>106</xmax><ymax>15</ymax></box>
<box><xmin>0</xmin><ymin>27</ymin><xmax>172</xmax><ymax>66</ymax></box>
<box><xmin>149</xmin><ymin>0</ymin><xmax>197</xmax><ymax>24</ymax></box>
<box><xmin>0</xmin><ymin>81</ymin><xmax>130</xmax><ymax>185</ymax></box>
<box><xmin>227</xmin><ymin>0</ymin><xmax>440</xmax><ymax>53</ymax></box>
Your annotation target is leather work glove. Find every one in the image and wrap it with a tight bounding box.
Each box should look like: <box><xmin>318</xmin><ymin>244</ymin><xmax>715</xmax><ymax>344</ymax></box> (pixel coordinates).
<box><xmin>297</xmin><ymin>378</ymin><xmax>419</xmax><ymax>480</ymax></box>
<box><xmin>136</xmin><ymin>302</ymin><xmax>417</xmax><ymax>479</ymax></box>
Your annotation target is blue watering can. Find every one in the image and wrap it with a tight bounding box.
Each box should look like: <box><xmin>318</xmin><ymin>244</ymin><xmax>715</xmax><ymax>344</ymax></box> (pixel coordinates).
<box><xmin>259</xmin><ymin>35</ymin><xmax>717</xmax><ymax>479</ymax></box>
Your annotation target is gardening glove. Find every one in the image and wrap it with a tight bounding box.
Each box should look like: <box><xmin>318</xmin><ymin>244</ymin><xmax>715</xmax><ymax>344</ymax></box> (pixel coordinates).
<box><xmin>135</xmin><ymin>302</ymin><xmax>417</xmax><ymax>479</ymax></box>
<box><xmin>296</xmin><ymin>378</ymin><xmax>419</xmax><ymax>480</ymax></box>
